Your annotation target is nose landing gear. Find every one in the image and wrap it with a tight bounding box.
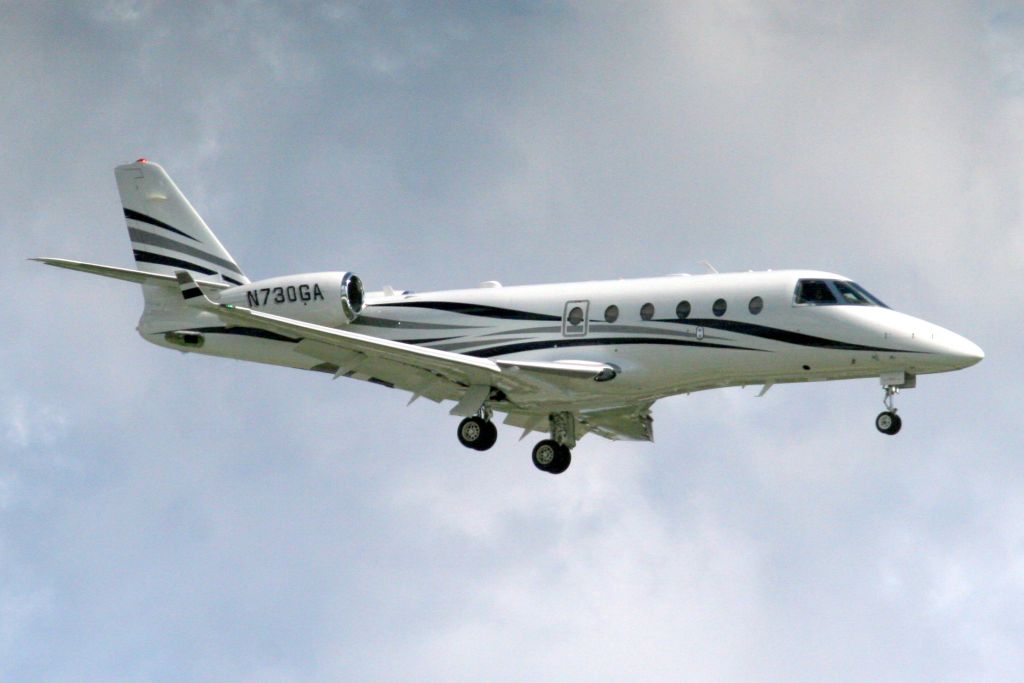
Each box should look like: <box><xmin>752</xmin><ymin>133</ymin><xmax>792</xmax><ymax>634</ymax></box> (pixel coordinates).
<box><xmin>875</xmin><ymin>384</ymin><xmax>902</xmax><ymax>435</ymax></box>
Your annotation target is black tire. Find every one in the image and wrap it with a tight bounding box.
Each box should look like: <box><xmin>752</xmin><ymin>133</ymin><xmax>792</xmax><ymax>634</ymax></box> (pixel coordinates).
<box><xmin>475</xmin><ymin>421</ymin><xmax>498</xmax><ymax>451</ymax></box>
<box><xmin>532</xmin><ymin>439</ymin><xmax>560</xmax><ymax>472</ymax></box>
<box><xmin>457</xmin><ymin>416</ymin><xmax>487</xmax><ymax>449</ymax></box>
<box><xmin>888</xmin><ymin>413</ymin><xmax>902</xmax><ymax>435</ymax></box>
<box><xmin>875</xmin><ymin>411</ymin><xmax>901</xmax><ymax>435</ymax></box>
<box><xmin>547</xmin><ymin>445</ymin><xmax>572</xmax><ymax>475</ymax></box>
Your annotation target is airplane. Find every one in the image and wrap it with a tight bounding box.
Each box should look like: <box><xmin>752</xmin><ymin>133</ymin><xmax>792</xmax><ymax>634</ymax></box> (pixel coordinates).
<box><xmin>35</xmin><ymin>159</ymin><xmax>985</xmax><ymax>474</ymax></box>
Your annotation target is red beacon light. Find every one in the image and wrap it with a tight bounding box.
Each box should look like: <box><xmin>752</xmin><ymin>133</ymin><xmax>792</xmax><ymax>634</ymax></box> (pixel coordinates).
<box><xmin>136</xmin><ymin>158</ymin><xmax>149</xmax><ymax>164</ymax></box>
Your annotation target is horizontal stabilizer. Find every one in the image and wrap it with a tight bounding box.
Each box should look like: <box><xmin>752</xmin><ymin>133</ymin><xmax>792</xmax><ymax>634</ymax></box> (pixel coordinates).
<box><xmin>33</xmin><ymin>257</ymin><xmax>230</xmax><ymax>289</ymax></box>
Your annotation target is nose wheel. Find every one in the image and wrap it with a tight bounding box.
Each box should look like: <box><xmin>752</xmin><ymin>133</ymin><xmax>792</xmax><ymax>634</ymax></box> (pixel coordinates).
<box><xmin>876</xmin><ymin>385</ymin><xmax>902</xmax><ymax>435</ymax></box>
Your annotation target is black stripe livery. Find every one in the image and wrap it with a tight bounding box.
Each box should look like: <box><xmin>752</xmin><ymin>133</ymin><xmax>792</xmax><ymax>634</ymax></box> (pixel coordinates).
<box><xmin>134</xmin><ymin>250</ymin><xmax>216</xmax><ymax>276</ymax></box>
<box><xmin>181</xmin><ymin>286</ymin><xmax>203</xmax><ymax>300</ymax></box>
<box><xmin>128</xmin><ymin>227</ymin><xmax>244</xmax><ymax>275</ymax></box>
<box><xmin>464</xmin><ymin>336</ymin><xmax>763</xmax><ymax>358</ymax></box>
<box><xmin>661</xmin><ymin>318</ymin><xmax>919</xmax><ymax>353</ymax></box>
<box><xmin>124</xmin><ymin>208</ymin><xmax>199</xmax><ymax>243</ymax></box>
<box><xmin>376</xmin><ymin>301</ymin><xmax>560</xmax><ymax>321</ymax></box>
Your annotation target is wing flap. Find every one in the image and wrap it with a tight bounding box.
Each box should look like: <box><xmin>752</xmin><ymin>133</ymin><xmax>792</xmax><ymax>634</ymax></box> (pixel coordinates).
<box><xmin>580</xmin><ymin>404</ymin><xmax>655</xmax><ymax>442</ymax></box>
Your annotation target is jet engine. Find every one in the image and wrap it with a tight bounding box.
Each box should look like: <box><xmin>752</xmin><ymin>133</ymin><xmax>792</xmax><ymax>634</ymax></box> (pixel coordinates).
<box><xmin>218</xmin><ymin>271</ymin><xmax>364</xmax><ymax>326</ymax></box>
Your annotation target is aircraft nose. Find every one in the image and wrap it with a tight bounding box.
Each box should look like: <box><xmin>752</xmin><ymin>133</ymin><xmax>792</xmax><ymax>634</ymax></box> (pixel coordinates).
<box><xmin>937</xmin><ymin>331</ymin><xmax>985</xmax><ymax>369</ymax></box>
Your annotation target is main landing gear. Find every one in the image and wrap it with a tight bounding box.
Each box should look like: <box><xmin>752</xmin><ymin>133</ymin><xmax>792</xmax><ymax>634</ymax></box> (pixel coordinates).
<box><xmin>875</xmin><ymin>384</ymin><xmax>903</xmax><ymax>436</ymax></box>
<box><xmin>532</xmin><ymin>412</ymin><xmax>575</xmax><ymax>475</ymax></box>
<box><xmin>457</xmin><ymin>413</ymin><xmax>498</xmax><ymax>451</ymax></box>
<box><xmin>456</xmin><ymin>410</ymin><xmax>576</xmax><ymax>475</ymax></box>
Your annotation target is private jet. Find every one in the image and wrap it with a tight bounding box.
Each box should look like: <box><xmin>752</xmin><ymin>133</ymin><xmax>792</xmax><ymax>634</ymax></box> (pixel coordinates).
<box><xmin>35</xmin><ymin>160</ymin><xmax>984</xmax><ymax>473</ymax></box>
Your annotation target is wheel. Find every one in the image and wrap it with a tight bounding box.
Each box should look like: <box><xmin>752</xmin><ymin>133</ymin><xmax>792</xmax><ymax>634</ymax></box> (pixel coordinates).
<box><xmin>476</xmin><ymin>421</ymin><xmax>498</xmax><ymax>451</ymax></box>
<box><xmin>458</xmin><ymin>417</ymin><xmax>498</xmax><ymax>450</ymax></box>
<box><xmin>532</xmin><ymin>439</ymin><xmax>560</xmax><ymax>472</ymax></box>
<box><xmin>548</xmin><ymin>445</ymin><xmax>572</xmax><ymax>474</ymax></box>
<box><xmin>458</xmin><ymin>416</ymin><xmax>486</xmax><ymax>449</ymax></box>
<box><xmin>532</xmin><ymin>440</ymin><xmax>571</xmax><ymax>474</ymax></box>
<box><xmin>875</xmin><ymin>411</ymin><xmax>901</xmax><ymax>435</ymax></box>
<box><xmin>888</xmin><ymin>413</ymin><xmax>902</xmax><ymax>435</ymax></box>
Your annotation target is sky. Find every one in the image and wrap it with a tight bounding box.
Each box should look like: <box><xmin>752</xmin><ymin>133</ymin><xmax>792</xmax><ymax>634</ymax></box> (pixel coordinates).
<box><xmin>2</xmin><ymin>1</ymin><xmax>1024</xmax><ymax>681</ymax></box>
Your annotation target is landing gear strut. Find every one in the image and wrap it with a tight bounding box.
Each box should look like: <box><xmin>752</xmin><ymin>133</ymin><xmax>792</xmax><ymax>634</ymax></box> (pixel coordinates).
<box><xmin>875</xmin><ymin>384</ymin><xmax>902</xmax><ymax>436</ymax></box>
<box><xmin>457</xmin><ymin>411</ymin><xmax>498</xmax><ymax>451</ymax></box>
<box><xmin>532</xmin><ymin>412</ymin><xmax>575</xmax><ymax>474</ymax></box>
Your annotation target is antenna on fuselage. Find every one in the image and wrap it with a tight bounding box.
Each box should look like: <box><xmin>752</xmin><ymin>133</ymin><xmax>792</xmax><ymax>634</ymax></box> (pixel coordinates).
<box><xmin>698</xmin><ymin>260</ymin><xmax>719</xmax><ymax>274</ymax></box>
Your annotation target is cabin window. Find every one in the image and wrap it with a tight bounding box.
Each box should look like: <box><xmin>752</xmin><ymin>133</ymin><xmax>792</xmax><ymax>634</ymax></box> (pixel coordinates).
<box><xmin>713</xmin><ymin>299</ymin><xmax>727</xmax><ymax>317</ymax></box>
<box><xmin>640</xmin><ymin>303</ymin><xmax>655</xmax><ymax>320</ymax></box>
<box><xmin>749</xmin><ymin>296</ymin><xmax>764</xmax><ymax>315</ymax></box>
<box><xmin>567</xmin><ymin>306</ymin><xmax>585</xmax><ymax>326</ymax></box>
<box><xmin>676</xmin><ymin>300</ymin><xmax>691</xmax><ymax>320</ymax></box>
<box><xmin>604</xmin><ymin>305</ymin><xmax>619</xmax><ymax>323</ymax></box>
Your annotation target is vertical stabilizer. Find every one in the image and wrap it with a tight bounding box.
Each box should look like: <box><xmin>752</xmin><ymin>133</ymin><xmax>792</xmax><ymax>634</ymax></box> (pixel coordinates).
<box><xmin>115</xmin><ymin>160</ymin><xmax>249</xmax><ymax>286</ymax></box>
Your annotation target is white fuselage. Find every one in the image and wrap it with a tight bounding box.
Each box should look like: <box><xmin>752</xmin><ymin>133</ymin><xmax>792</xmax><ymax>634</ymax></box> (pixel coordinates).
<box><xmin>142</xmin><ymin>269</ymin><xmax>983</xmax><ymax>413</ymax></box>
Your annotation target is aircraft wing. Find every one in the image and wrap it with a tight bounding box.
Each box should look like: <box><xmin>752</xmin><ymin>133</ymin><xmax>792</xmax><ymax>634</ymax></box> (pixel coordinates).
<box><xmin>173</xmin><ymin>271</ymin><xmax>617</xmax><ymax>413</ymax></box>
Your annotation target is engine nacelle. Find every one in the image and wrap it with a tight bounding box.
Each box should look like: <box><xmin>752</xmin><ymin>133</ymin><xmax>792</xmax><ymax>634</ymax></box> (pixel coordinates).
<box><xmin>218</xmin><ymin>271</ymin><xmax>364</xmax><ymax>326</ymax></box>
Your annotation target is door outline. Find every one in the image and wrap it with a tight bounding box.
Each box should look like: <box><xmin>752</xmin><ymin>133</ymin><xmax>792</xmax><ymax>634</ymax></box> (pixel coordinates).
<box><xmin>562</xmin><ymin>300</ymin><xmax>590</xmax><ymax>337</ymax></box>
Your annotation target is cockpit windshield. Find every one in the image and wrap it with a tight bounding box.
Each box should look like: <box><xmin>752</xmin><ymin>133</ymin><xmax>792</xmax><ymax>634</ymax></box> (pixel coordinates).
<box><xmin>794</xmin><ymin>279</ymin><xmax>888</xmax><ymax>308</ymax></box>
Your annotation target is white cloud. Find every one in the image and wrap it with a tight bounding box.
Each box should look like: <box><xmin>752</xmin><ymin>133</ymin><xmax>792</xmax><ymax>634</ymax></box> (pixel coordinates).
<box><xmin>2</xmin><ymin>398</ymin><xmax>67</xmax><ymax>451</ymax></box>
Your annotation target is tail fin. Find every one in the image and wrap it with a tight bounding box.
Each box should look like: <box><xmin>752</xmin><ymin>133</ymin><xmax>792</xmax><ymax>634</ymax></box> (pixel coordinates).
<box><xmin>115</xmin><ymin>159</ymin><xmax>249</xmax><ymax>287</ymax></box>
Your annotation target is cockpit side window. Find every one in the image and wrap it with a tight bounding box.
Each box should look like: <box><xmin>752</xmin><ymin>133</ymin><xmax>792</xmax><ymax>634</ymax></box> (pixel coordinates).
<box><xmin>794</xmin><ymin>279</ymin><xmax>838</xmax><ymax>305</ymax></box>
<box><xmin>794</xmin><ymin>278</ymin><xmax>889</xmax><ymax>308</ymax></box>
<box><xmin>833</xmin><ymin>280</ymin><xmax>872</xmax><ymax>305</ymax></box>
<box><xmin>842</xmin><ymin>281</ymin><xmax>888</xmax><ymax>308</ymax></box>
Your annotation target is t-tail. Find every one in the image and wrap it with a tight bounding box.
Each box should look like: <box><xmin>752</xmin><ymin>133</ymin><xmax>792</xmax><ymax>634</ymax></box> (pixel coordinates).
<box><xmin>35</xmin><ymin>160</ymin><xmax>363</xmax><ymax>346</ymax></box>
<box><xmin>34</xmin><ymin>159</ymin><xmax>251</xmax><ymax>337</ymax></box>
<box><xmin>115</xmin><ymin>159</ymin><xmax>248</xmax><ymax>287</ymax></box>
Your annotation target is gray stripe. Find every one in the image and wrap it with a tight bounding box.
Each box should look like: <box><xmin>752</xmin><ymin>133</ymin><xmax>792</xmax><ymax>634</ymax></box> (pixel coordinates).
<box><xmin>352</xmin><ymin>315</ymin><xmax>481</xmax><ymax>330</ymax></box>
<box><xmin>482</xmin><ymin>323</ymin><xmax>726</xmax><ymax>342</ymax></box>
<box><xmin>129</xmin><ymin>227</ymin><xmax>244</xmax><ymax>275</ymax></box>
<box><xmin>430</xmin><ymin>336</ymin><xmax>536</xmax><ymax>351</ymax></box>
<box><xmin>483</xmin><ymin>325</ymin><xmax>562</xmax><ymax>337</ymax></box>
<box><xmin>590</xmin><ymin>323</ymin><xmax>728</xmax><ymax>341</ymax></box>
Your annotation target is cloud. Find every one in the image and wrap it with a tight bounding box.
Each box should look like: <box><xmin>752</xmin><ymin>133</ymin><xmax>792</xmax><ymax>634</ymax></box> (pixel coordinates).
<box><xmin>2</xmin><ymin>2</ymin><xmax>1023</xmax><ymax>682</ymax></box>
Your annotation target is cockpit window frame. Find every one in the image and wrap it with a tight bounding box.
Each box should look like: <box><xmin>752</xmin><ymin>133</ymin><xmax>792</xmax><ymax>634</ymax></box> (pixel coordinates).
<box><xmin>793</xmin><ymin>279</ymin><xmax>839</xmax><ymax>306</ymax></box>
